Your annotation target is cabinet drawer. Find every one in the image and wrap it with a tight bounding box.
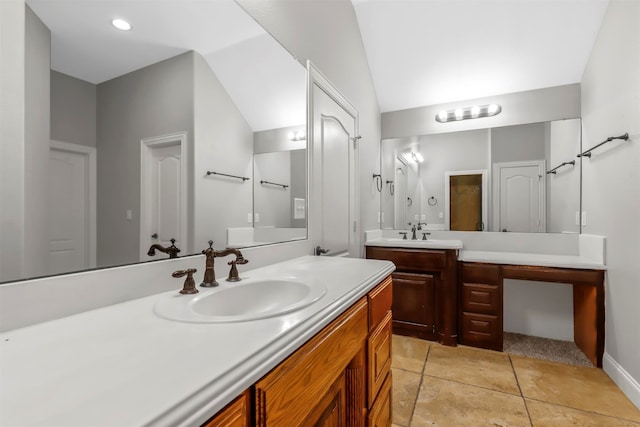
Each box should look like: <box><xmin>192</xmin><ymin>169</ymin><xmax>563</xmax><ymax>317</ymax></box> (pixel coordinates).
<box><xmin>461</xmin><ymin>262</ymin><xmax>501</xmax><ymax>285</ymax></box>
<box><xmin>461</xmin><ymin>283</ymin><xmax>500</xmax><ymax>315</ymax></box>
<box><xmin>202</xmin><ymin>390</ymin><xmax>249</xmax><ymax>427</ymax></box>
<box><xmin>368</xmin><ymin>371</ymin><xmax>392</xmax><ymax>427</ymax></box>
<box><xmin>366</xmin><ymin>247</ymin><xmax>447</xmax><ymax>272</ymax></box>
<box><xmin>368</xmin><ymin>312</ymin><xmax>392</xmax><ymax>407</ymax></box>
<box><xmin>459</xmin><ymin>312</ymin><xmax>502</xmax><ymax>351</ymax></box>
<box><xmin>368</xmin><ymin>275</ymin><xmax>393</xmax><ymax>332</ymax></box>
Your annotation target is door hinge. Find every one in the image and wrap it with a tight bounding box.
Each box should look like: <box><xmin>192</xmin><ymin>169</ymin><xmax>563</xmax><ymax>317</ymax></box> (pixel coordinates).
<box><xmin>351</xmin><ymin>135</ymin><xmax>361</xmax><ymax>149</ymax></box>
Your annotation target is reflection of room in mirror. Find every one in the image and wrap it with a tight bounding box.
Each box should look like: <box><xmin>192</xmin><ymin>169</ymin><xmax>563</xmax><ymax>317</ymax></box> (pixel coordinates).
<box><xmin>380</xmin><ymin>118</ymin><xmax>581</xmax><ymax>233</ymax></box>
<box><xmin>4</xmin><ymin>0</ymin><xmax>307</xmax><ymax>283</ymax></box>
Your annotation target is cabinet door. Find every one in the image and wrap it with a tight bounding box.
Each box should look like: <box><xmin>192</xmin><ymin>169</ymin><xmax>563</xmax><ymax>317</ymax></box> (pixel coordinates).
<box><xmin>391</xmin><ymin>272</ymin><xmax>436</xmax><ymax>339</ymax></box>
<box><xmin>202</xmin><ymin>390</ymin><xmax>249</xmax><ymax>427</ymax></box>
<box><xmin>368</xmin><ymin>372</ymin><xmax>392</xmax><ymax>427</ymax></box>
<box><xmin>368</xmin><ymin>312</ymin><xmax>392</xmax><ymax>407</ymax></box>
<box><xmin>302</xmin><ymin>372</ymin><xmax>346</xmax><ymax>427</ymax></box>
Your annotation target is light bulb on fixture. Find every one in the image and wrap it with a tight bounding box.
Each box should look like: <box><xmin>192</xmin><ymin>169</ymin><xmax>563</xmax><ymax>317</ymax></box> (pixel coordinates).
<box><xmin>412</xmin><ymin>152</ymin><xmax>424</xmax><ymax>163</ymax></box>
<box><xmin>288</xmin><ymin>130</ymin><xmax>306</xmax><ymax>141</ymax></box>
<box><xmin>435</xmin><ymin>104</ymin><xmax>502</xmax><ymax>123</ymax></box>
<box><xmin>112</xmin><ymin>19</ymin><xmax>132</xmax><ymax>31</ymax></box>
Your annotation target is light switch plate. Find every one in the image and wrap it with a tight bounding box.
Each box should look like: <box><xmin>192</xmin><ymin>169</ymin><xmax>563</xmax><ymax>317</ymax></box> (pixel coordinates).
<box><xmin>247</xmin><ymin>213</ymin><xmax>252</xmax><ymax>223</ymax></box>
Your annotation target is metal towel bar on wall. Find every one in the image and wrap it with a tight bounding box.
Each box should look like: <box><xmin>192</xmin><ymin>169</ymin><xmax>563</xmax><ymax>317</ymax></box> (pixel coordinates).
<box><xmin>205</xmin><ymin>171</ymin><xmax>250</xmax><ymax>181</ymax></box>
<box><xmin>546</xmin><ymin>160</ymin><xmax>575</xmax><ymax>174</ymax></box>
<box><xmin>578</xmin><ymin>133</ymin><xmax>629</xmax><ymax>158</ymax></box>
<box><xmin>260</xmin><ymin>180</ymin><xmax>288</xmax><ymax>189</ymax></box>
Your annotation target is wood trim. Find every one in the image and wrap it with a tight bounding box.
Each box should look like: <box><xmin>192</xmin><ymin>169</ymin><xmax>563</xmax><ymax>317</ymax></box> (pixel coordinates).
<box><xmin>346</xmin><ymin>346</ymin><xmax>367</xmax><ymax>427</ymax></box>
<box><xmin>202</xmin><ymin>389</ymin><xmax>250</xmax><ymax>427</ymax></box>
<box><xmin>438</xmin><ymin>249</ymin><xmax>458</xmax><ymax>346</ymax></box>
<box><xmin>254</xmin><ymin>298</ymin><xmax>368</xmax><ymax>426</ymax></box>
<box><xmin>368</xmin><ymin>275</ymin><xmax>393</xmax><ymax>332</ymax></box>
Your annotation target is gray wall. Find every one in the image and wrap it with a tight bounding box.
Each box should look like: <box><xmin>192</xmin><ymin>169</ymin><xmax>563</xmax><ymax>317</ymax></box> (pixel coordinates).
<box><xmin>490</xmin><ymin>122</ymin><xmax>547</xmax><ymax>164</ymax></box>
<box><xmin>193</xmin><ymin>51</ymin><xmax>253</xmax><ymax>250</ymax></box>
<box><xmin>581</xmin><ymin>0</ymin><xmax>640</xmax><ymax>401</ymax></box>
<box><xmin>23</xmin><ymin>5</ymin><xmax>50</xmax><ymax>278</ymax></box>
<box><xmin>50</xmin><ymin>70</ymin><xmax>97</xmax><ymax>147</ymax></box>
<box><xmin>382</xmin><ymin>84</ymin><xmax>581</xmax><ymax>139</ymax></box>
<box><xmin>290</xmin><ymin>148</ymin><xmax>306</xmax><ymax>229</ymax></box>
<box><xmin>96</xmin><ymin>52</ymin><xmax>195</xmax><ymax>267</ymax></box>
<box><xmin>0</xmin><ymin>0</ymin><xmax>26</xmax><ymax>281</ymax></box>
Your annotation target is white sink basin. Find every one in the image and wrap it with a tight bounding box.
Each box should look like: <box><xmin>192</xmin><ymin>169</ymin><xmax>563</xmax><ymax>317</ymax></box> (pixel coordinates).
<box><xmin>154</xmin><ymin>279</ymin><xmax>327</xmax><ymax>323</ymax></box>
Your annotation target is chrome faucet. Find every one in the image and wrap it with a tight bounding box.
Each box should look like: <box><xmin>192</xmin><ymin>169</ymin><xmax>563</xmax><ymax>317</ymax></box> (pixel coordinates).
<box><xmin>200</xmin><ymin>240</ymin><xmax>249</xmax><ymax>287</ymax></box>
<box><xmin>147</xmin><ymin>238</ymin><xmax>180</xmax><ymax>259</ymax></box>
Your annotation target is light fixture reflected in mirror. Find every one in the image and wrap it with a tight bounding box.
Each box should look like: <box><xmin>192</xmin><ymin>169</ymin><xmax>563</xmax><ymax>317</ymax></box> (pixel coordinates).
<box><xmin>436</xmin><ymin>104</ymin><xmax>502</xmax><ymax>123</ymax></box>
<box><xmin>288</xmin><ymin>130</ymin><xmax>306</xmax><ymax>141</ymax></box>
<box><xmin>401</xmin><ymin>150</ymin><xmax>424</xmax><ymax>164</ymax></box>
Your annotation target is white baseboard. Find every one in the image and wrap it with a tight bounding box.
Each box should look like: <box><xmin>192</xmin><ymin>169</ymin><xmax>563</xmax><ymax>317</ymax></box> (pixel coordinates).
<box><xmin>603</xmin><ymin>352</ymin><xmax>640</xmax><ymax>409</ymax></box>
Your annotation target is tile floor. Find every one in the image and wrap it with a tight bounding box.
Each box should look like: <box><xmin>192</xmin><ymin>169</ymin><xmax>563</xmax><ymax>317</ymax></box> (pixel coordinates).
<box><xmin>391</xmin><ymin>334</ymin><xmax>640</xmax><ymax>426</ymax></box>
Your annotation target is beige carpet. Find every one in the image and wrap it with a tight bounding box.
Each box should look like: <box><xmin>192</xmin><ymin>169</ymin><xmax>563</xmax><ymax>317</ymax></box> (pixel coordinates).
<box><xmin>503</xmin><ymin>332</ymin><xmax>594</xmax><ymax>368</ymax></box>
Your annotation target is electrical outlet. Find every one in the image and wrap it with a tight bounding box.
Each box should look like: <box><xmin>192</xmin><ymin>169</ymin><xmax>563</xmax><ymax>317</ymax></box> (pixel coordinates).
<box><xmin>255</xmin><ymin>213</ymin><xmax>260</xmax><ymax>223</ymax></box>
<box><xmin>421</xmin><ymin>214</ymin><xmax>426</xmax><ymax>221</ymax></box>
<box><xmin>414</xmin><ymin>214</ymin><xmax>419</xmax><ymax>221</ymax></box>
<box><xmin>247</xmin><ymin>213</ymin><xmax>252</xmax><ymax>223</ymax></box>
<box><xmin>126</xmin><ymin>209</ymin><xmax>132</xmax><ymax>220</ymax></box>
<box><xmin>581</xmin><ymin>211</ymin><xmax>587</xmax><ymax>226</ymax></box>
<box><xmin>377</xmin><ymin>212</ymin><xmax>381</xmax><ymax>224</ymax></box>
<box><xmin>575</xmin><ymin>211</ymin><xmax>580</xmax><ymax>226</ymax></box>
<box><xmin>439</xmin><ymin>212</ymin><xmax>444</xmax><ymax>219</ymax></box>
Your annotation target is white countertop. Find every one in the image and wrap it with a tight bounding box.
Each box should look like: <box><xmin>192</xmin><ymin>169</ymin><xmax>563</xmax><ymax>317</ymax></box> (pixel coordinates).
<box><xmin>0</xmin><ymin>256</ymin><xmax>395</xmax><ymax>426</ymax></box>
<box><xmin>365</xmin><ymin>237</ymin><xmax>463</xmax><ymax>250</ymax></box>
<box><xmin>459</xmin><ymin>250</ymin><xmax>606</xmax><ymax>270</ymax></box>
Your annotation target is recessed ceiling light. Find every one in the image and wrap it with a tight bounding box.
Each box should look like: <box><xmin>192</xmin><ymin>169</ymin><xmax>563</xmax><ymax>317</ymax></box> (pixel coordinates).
<box><xmin>112</xmin><ymin>19</ymin><xmax>132</xmax><ymax>31</ymax></box>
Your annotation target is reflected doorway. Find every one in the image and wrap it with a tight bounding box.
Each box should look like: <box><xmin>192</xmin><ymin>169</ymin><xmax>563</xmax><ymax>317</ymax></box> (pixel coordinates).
<box><xmin>445</xmin><ymin>170</ymin><xmax>488</xmax><ymax>231</ymax></box>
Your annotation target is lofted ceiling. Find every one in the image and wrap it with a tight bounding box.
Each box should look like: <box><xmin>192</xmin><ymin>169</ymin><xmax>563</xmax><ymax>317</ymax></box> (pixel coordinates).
<box><xmin>26</xmin><ymin>0</ymin><xmax>305</xmax><ymax>132</ymax></box>
<box><xmin>351</xmin><ymin>0</ymin><xmax>610</xmax><ymax>112</ymax></box>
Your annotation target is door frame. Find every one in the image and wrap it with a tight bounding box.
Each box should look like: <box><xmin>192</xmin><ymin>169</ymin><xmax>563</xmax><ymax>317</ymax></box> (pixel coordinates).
<box><xmin>307</xmin><ymin>61</ymin><xmax>360</xmax><ymax>257</ymax></box>
<box><xmin>444</xmin><ymin>169</ymin><xmax>488</xmax><ymax>231</ymax></box>
<box><xmin>139</xmin><ymin>131</ymin><xmax>188</xmax><ymax>260</ymax></box>
<box><xmin>492</xmin><ymin>160</ymin><xmax>546</xmax><ymax>232</ymax></box>
<box><xmin>50</xmin><ymin>140</ymin><xmax>97</xmax><ymax>269</ymax></box>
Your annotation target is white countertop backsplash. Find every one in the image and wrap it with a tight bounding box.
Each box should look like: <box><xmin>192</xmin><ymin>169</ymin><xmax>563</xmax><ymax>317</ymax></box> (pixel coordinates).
<box><xmin>0</xmin><ymin>255</ymin><xmax>394</xmax><ymax>426</ymax></box>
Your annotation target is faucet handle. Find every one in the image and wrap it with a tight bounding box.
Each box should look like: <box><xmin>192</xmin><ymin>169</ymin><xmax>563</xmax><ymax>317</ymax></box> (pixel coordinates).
<box><xmin>422</xmin><ymin>232</ymin><xmax>431</xmax><ymax>240</ymax></box>
<box><xmin>398</xmin><ymin>231</ymin><xmax>408</xmax><ymax>240</ymax></box>
<box><xmin>207</xmin><ymin>240</ymin><xmax>214</xmax><ymax>249</ymax></box>
<box><xmin>172</xmin><ymin>268</ymin><xmax>198</xmax><ymax>294</ymax></box>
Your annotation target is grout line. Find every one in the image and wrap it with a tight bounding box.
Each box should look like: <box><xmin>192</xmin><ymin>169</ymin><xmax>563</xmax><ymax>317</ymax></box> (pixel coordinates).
<box><xmin>405</xmin><ymin>345</ymin><xmax>431</xmax><ymax>427</ymax></box>
<box><xmin>509</xmin><ymin>355</ymin><xmax>534</xmax><ymax>427</ymax></box>
<box><xmin>420</xmin><ymin>372</ymin><xmax>524</xmax><ymax>398</ymax></box>
<box><xmin>523</xmin><ymin>396</ymin><xmax>640</xmax><ymax>425</ymax></box>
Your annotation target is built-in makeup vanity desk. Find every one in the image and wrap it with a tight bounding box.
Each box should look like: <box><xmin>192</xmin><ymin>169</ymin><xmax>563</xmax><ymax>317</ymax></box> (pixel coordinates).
<box><xmin>458</xmin><ymin>251</ymin><xmax>606</xmax><ymax>367</ymax></box>
<box><xmin>365</xmin><ymin>231</ymin><xmax>606</xmax><ymax>367</ymax></box>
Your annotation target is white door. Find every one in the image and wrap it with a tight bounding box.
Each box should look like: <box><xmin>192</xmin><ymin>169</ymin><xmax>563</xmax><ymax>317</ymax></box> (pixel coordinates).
<box><xmin>140</xmin><ymin>133</ymin><xmax>187</xmax><ymax>260</ymax></box>
<box><xmin>48</xmin><ymin>142</ymin><xmax>96</xmax><ymax>274</ymax></box>
<box><xmin>494</xmin><ymin>161</ymin><xmax>545</xmax><ymax>232</ymax></box>
<box><xmin>309</xmin><ymin>62</ymin><xmax>359</xmax><ymax>257</ymax></box>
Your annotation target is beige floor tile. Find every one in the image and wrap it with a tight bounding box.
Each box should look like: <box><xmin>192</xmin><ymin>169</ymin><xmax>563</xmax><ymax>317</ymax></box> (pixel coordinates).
<box><xmin>423</xmin><ymin>343</ymin><xmax>520</xmax><ymax>395</ymax></box>
<box><xmin>391</xmin><ymin>367</ymin><xmax>421</xmax><ymax>427</ymax></box>
<box><xmin>512</xmin><ymin>356</ymin><xmax>640</xmax><ymax>422</ymax></box>
<box><xmin>527</xmin><ymin>399</ymin><xmax>640</xmax><ymax>426</ymax></box>
<box><xmin>391</xmin><ymin>334</ymin><xmax>430</xmax><ymax>373</ymax></box>
<box><xmin>412</xmin><ymin>376</ymin><xmax>530</xmax><ymax>427</ymax></box>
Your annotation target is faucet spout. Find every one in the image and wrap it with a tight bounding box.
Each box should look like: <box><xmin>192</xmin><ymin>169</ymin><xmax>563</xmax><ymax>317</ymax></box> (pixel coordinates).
<box><xmin>147</xmin><ymin>238</ymin><xmax>180</xmax><ymax>258</ymax></box>
<box><xmin>200</xmin><ymin>241</ymin><xmax>249</xmax><ymax>287</ymax></box>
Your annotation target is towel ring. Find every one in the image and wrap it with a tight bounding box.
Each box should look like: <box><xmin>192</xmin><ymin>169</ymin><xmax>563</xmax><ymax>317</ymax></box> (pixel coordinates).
<box><xmin>428</xmin><ymin>196</ymin><xmax>438</xmax><ymax>206</ymax></box>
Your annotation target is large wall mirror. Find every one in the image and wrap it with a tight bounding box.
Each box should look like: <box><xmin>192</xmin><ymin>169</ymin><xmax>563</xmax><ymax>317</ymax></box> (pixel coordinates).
<box><xmin>5</xmin><ymin>0</ymin><xmax>306</xmax><ymax>283</ymax></box>
<box><xmin>380</xmin><ymin>118</ymin><xmax>582</xmax><ymax>233</ymax></box>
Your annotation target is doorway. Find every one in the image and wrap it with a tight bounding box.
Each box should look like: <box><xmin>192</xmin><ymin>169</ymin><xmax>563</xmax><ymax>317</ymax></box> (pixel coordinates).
<box><xmin>48</xmin><ymin>141</ymin><xmax>96</xmax><ymax>274</ymax></box>
<box><xmin>140</xmin><ymin>132</ymin><xmax>188</xmax><ymax>260</ymax></box>
<box><xmin>493</xmin><ymin>161</ymin><xmax>546</xmax><ymax>232</ymax></box>
<box><xmin>445</xmin><ymin>170</ymin><xmax>488</xmax><ymax>231</ymax></box>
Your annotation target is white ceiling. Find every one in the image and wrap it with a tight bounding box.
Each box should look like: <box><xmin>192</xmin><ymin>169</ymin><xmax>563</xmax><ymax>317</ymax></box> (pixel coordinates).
<box><xmin>351</xmin><ymin>0</ymin><xmax>610</xmax><ymax>112</ymax></box>
<box><xmin>26</xmin><ymin>0</ymin><xmax>306</xmax><ymax>132</ymax></box>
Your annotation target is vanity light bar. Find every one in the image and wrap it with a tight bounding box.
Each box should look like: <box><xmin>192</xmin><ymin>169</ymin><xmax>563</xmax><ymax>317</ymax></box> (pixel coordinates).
<box><xmin>435</xmin><ymin>104</ymin><xmax>502</xmax><ymax>123</ymax></box>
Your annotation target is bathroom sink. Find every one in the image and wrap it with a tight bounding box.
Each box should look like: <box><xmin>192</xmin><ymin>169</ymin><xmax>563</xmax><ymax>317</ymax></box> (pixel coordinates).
<box><xmin>154</xmin><ymin>279</ymin><xmax>327</xmax><ymax>323</ymax></box>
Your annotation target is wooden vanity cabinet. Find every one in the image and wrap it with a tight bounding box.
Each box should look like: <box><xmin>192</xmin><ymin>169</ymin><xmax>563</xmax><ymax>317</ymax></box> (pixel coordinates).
<box><xmin>203</xmin><ymin>390</ymin><xmax>251</xmax><ymax>427</ymax></box>
<box><xmin>366</xmin><ymin>246</ymin><xmax>458</xmax><ymax>346</ymax></box>
<box><xmin>458</xmin><ymin>262</ymin><xmax>503</xmax><ymax>351</ymax></box>
<box><xmin>249</xmin><ymin>275</ymin><xmax>393</xmax><ymax>427</ymax></box>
